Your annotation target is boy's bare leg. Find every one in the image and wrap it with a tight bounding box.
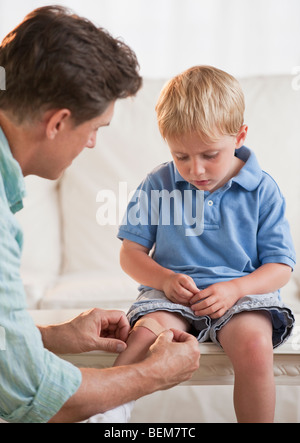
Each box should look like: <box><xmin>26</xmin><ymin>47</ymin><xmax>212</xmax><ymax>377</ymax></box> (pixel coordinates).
<box><xmin>114</xmin><ymin>311</ymin><xmax>190</xmax><ymax>367</ymax></box>
<box><xmin>217</xmin><ymin>311</ymin><xmax>275</xmax><ymax>423</ymax></box>
<box><xmin>83</xmin><ymin>311</ymin><xmax>191</xmax><ymax>422</ymax></box>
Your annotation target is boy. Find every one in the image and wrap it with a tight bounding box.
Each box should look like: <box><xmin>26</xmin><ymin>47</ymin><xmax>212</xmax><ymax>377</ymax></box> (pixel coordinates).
<box><xmin>115</xmin><ymin>66</ymin><xmax>296</xmax><ymax>423</ymax></box>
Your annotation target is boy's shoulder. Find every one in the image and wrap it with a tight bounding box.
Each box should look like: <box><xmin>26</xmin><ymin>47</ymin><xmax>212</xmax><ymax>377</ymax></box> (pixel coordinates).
<box><xmin>147</xmin><ymin>160</ymin><xmax>174</xmax><ymax>176</ymax></box>
<box><xmin>145</xmin><ymin>161</ymin><xmax>177</xmax><ymax>189</ymax></box>
<box><xmin>259</xmin><ymin>170</ymin><xmax>283</xmax><ymax>198</ymax></box>
<box><xmin>255</xmin><ymin>170</ymin><xmax>285</xmax><ymax>215</ymax></box>
<box><xmin>237</xmin><ymin>147</ymin><xmax>283</xmax><ymax>202</ymax></box>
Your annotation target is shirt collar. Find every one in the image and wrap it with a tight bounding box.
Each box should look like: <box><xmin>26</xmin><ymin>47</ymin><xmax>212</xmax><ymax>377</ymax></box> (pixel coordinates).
<box><xmin>174</xmin><ymin>146</ymin><xmax>262</xmax><ymax>192</ymax></box>
<box><xmin>231</xmin><ymin>146</ymin><xmax>262</xmax><ymax>191</ymax></box>
<box><xmin>0</xmin><ymin>127</ymin><xmax>26</xmax><ymax>213</ymax></box>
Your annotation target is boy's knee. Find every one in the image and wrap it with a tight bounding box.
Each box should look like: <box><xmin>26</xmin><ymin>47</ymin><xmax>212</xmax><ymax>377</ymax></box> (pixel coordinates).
<box><xmin>235</xmin><ymin>333</ymin><xmax>274</xmax><ymax>375</ymax></box>
<box><xmin>246</xmin><ymin>333</ymin><xmax>273</xmax><ymax>358</ymax></box>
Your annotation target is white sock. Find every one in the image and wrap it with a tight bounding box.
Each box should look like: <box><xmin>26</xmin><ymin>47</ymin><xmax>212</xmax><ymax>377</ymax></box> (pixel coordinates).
<box><xmin>85</xmin><ymin>401</ymin><xmax>135</xmax><ymax>423</ymax></box>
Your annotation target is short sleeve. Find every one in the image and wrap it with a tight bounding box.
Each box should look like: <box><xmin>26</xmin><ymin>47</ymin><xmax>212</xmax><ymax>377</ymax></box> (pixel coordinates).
<box><xmin>257</xmin><ymin>193</ymin><xmax>296</xmax><ymax>270</ymax></box>
<box><xmin>118</xmin><ymin>174</ymin><xmax>158</xmax><ymax>249</ymax></box>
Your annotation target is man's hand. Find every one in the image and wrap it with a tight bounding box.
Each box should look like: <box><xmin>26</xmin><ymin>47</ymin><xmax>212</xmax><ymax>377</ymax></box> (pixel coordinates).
<box><xmin>39</xmin><ymin>308</ymin><xmax>131</xmax><ymax>355</ymax></box>
<box><xmin>145</xmin><ymin>328</ymin><xmax>200</xmax><ymax>389</ymax></box>
<box><xmin>49</xmin><ymin>325</ymin><xmax>201</xmax><ymax>423</ymax></box>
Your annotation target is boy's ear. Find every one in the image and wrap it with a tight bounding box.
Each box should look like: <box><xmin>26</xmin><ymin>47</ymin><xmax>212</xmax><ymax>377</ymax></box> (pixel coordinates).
<box><xmin>46</xmin><ymin>109</ymin><xmax>72</xmax><ymax>140</ymax></box>
<box><xmin>235</xmin><ymin>125</ymin><xmax>248</xmax><ymax>149</ymax></box>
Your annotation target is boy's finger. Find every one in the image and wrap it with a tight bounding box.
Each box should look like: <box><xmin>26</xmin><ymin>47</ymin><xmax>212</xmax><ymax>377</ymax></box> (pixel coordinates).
<box><xmin>179</xmin><ymin>277</ymin><xmax>199</xmax><ymax>294</ymax></box>
<box><xmin>189</xmin><ymin>287</ymin><xmax>211</xmax><ymax>305</ymax></box>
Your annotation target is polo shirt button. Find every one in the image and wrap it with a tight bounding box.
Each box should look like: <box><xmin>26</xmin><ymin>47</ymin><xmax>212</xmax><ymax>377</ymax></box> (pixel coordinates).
<box><xmin>207</xmin><ymin>200</ymin><xmax>214</xmax><ymax>206</ymax></box>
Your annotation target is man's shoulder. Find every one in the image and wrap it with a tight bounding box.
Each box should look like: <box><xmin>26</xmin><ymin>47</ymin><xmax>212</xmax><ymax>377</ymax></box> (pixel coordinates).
<box><xmin>0</xmin><ymin>172</ymin><xmax>9</xmax><ymax>216</ymax></box>
<box><xmin>0</xmin><ymin>171</ymin><xmax>20</xmax><ymax>236</ymax></box>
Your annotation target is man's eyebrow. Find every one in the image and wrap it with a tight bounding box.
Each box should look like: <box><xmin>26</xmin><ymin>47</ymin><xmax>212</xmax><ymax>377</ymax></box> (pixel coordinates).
<box><xmin>98</xmin><ymin>122</ymin><xmax>111</xmax><ymax>128</ymax></box>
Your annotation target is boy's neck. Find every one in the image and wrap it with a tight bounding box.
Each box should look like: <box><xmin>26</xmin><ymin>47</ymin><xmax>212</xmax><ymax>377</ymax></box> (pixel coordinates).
<box><xmin>209</xmin><ymin>156</ymin><xmax>245</xmax><ymax>193</ymax></box>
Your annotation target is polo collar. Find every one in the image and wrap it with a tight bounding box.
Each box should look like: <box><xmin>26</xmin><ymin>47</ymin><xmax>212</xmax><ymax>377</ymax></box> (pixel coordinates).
<box><xmin>0</xmin><ymin>127</ymin><xmax>26</xmax><ymax>213</ymax></box>
<box><xmin>231</xmin><ymin>146</ymin><xmax>262</xmax><ymax>191</ymax></box>
<box><xmin>174</xmin><ymin>146</ymin><xmax>262</xmax><ymax>192</ymax></box>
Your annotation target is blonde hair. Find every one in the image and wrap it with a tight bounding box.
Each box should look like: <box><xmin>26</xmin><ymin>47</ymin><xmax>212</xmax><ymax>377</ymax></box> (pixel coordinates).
<box><xmin>155</xmin><ymin>65</ymin><xmax>245</xmax><ymax>142</ymax></box>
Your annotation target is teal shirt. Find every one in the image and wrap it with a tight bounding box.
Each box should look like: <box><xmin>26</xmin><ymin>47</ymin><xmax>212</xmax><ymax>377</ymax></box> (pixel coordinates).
<box><xmin>0</xmin><ymin>128</ymin><xmax>82</xmax><ymax>423</ymax></box>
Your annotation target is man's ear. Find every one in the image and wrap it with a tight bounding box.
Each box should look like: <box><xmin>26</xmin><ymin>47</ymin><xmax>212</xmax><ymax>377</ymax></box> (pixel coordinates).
<box><xmin>46</xmin><ymin>109</ymin><xmax>71</xmax><ymax>140</ymax></box>
<box><xmin>235</xmin><ymin>125</ymin><xmax>248</xmax><ymax>149</ymax></box>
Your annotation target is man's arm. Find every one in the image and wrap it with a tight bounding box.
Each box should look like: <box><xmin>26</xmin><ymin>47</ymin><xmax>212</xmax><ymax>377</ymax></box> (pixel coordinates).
<box><xmin>37</xmin><ymin>308</ymin><xmax>200</xmax><ymax>423</ymax></box>
<box><xmin>49</xmin><ymin>329</ymin><xmax>200</xmax><ymax>423</ymax></box>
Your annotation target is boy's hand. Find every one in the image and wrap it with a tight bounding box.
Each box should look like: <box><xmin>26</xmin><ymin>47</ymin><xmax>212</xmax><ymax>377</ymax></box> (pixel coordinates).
<box><xmin>162</xmin><ymin>273</ymin><xmax>199</xmax><ymax>305</ymax></box>
<box><xmin>189</xmin><ymin>281</ymin><xmax>240</xmax><ymax>319</ymax></box>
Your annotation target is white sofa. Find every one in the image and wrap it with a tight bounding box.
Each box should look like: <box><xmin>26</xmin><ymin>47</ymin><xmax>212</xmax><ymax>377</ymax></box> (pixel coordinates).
<box><xmin>17</xmin><ymin>75</ymin><xmax>300</xmax><ymax>422</ymax></box>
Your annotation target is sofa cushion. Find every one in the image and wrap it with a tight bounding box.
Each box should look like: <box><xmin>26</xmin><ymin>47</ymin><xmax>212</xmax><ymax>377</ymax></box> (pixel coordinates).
<box><xmin>39</xmin><ymin>270</ymin><xmax>137</xmax><ymax>310</ymax></box>
<box><xmin>15</xmin><ymin>176</ymin><xmax>61</xmax><ymax>308</ymax></box>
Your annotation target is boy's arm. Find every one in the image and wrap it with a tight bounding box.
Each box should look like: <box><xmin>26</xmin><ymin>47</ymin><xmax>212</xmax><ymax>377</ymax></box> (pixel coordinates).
<box><xmin>229</xmin><ymin>262</ymin><xmax>292</xmax><ymax>297</ymax></box>
<box><xmin>120</xmin><ymin>239</ymin><xmax>199</xmax><ymax>304</ymax></box>
<box><xmin>190</xmin><ymin>263</ymin><xmax>292</xmax><ymax>319</ymax></box>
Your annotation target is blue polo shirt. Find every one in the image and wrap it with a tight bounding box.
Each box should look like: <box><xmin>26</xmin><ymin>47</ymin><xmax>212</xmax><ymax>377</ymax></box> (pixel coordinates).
<box><xmin>0</xmin><ymin>128</ymin><xmax>82</xmax><ymax>423</ymax></box>
<box><xmin>118</xmin><ymin>146</ymin><xmax>296</xmax><ymax>290</ymax></box>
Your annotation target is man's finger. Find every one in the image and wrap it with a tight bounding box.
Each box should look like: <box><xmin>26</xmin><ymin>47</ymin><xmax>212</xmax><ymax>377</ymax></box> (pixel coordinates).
<box><xmin>97</xmin><ymin>338</ymin><xmax>127</xmax><ymax>353</ymax></box>
<box><xmin>170</xmin><ymin>328</ymin><xmax>198</xmax><ymax>344</ymax></box>
<box><xmin>152</xmin><ymin>329</ymin><xmax>174</xmax><ymax>344</ymax></box>
<box><xmin>100</xmin><ymin>310</ymin><xmax>131</xmax><ymax>342</ymax></box>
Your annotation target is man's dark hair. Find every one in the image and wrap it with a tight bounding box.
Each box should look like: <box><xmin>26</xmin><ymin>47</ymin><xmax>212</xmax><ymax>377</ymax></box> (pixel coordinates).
<box><xmin>0</xmin><ymin>5</ymin><xmax>142</xmax><ymax>124</ymax></box>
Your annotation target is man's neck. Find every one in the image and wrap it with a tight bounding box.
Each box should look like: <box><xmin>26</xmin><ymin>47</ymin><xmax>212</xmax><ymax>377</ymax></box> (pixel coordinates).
<box><xmin>0</xmin><ymin>111</ymin><xmax>39</xmax><ymax>176</ymax></box>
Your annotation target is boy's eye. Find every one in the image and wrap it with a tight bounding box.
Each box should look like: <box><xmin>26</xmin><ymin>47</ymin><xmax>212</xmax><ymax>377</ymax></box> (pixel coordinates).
<box><xmin>176</xmin><ymin>155</ymin><xmax>188</xmax><ymax>161</ymax></box>
<box><xmin>203</xmin><ymin>153</ymin><xmax>218</xmax><ymax>160</ymax></box>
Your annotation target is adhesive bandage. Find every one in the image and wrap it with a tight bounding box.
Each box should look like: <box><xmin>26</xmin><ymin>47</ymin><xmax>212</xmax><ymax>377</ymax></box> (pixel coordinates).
<box><xmin>130</xmin><ymin>317</ymin><xmax>167</xmax><ymax>337</ymax></box>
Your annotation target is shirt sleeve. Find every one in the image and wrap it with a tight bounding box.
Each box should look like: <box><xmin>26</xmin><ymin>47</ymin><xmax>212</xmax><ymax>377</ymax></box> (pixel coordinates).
<box><xmin>0</xmin><ymin>207</ymin><xmax>82</xmax><ymax>423</ymax></box>
<box><xmin>257</xmin><ymin>189</ymin><xmax>296</xmax><ymax>270</ymax></box>
<box><xmin>118</xmin><ymin>174</ymin><xmax>158</xmax><ymax>249</ymax></box>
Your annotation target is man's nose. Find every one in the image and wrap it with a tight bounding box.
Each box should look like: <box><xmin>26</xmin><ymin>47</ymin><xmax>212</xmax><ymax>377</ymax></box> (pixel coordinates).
<box><xmin>86</xmin><ymin>134</ymin><xmax>97</xmax><ymax>149</ymax></box>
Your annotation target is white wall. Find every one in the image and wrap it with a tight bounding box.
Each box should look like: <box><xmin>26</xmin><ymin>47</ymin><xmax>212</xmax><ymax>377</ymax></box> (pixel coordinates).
<box><xmin>0</xmin><ymin>0</ymin><xmax>300</xmax><ymax>79</ymax></box>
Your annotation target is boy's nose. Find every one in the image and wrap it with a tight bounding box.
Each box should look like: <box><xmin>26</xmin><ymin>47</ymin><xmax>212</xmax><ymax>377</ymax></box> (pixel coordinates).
<box><xmin>190</xmin><ymin>158</ymin><xmax>205</xmax><ymax>176</ymax></box>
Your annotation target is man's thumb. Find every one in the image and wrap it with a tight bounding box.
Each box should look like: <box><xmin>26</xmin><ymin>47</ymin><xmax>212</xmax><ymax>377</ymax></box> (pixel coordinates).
<box><xmin>156</xmin><ymin>329</ymin><xmax>174</xmax><ymax>342</ymax></box>
<box><xmin>97</xmin><ymin>338</ymin><xmax>127</xmax><ymax>353</ymax></box>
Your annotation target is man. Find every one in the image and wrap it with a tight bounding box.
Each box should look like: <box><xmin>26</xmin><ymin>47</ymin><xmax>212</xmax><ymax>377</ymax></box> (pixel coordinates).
<box><xmin>0</xmin><ymin>6</ymin><xmax>200</xmax><ymax>423</ymax></box>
